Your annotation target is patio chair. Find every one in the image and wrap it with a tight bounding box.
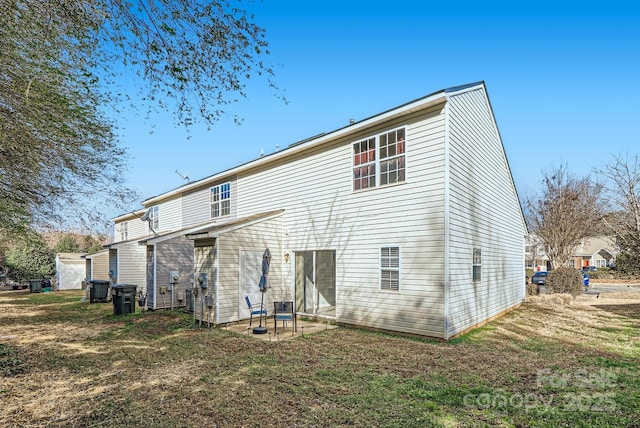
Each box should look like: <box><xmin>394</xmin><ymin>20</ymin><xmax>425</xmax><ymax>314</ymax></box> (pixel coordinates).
<box><xmin>245</xmin><ymin>295</ymin><xmax>267</xmax><ymax>327</ymax></box>
<box><xmin>273</xmin><ymin>301</ymin><xmax>296</xmax><ymax>336</ymax></box>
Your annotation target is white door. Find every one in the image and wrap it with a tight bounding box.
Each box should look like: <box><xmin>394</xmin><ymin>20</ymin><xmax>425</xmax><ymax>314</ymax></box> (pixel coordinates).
<box><xmin>239</xmin><ymin>250</ymin><xmax>265</xmax><ymax>319</ymax></box>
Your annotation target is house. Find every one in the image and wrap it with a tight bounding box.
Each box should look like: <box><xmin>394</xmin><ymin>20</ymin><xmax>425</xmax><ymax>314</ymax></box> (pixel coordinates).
<box><xmin>55</xmin><ymin>253</ymin><xmax>87</xmax><ymax>290</ymax></box>
<box><xmin>113</xmin><ymin>81</ymin><xmax>526</xmax><ymax>339</ymax></box>
<box><xmin>526</xmin><ymin>234</ymin><xmax>618</xmax><ymax>272</ymax></box>
<box><xmin>525</xmin><ymin>234</ymin><xmax>551</xmax><ymax>272</ymax></box>
<box><xmin>572</xmin><ymin>236</ymin><xmax>618</xmax><ymax>269</ymax></box>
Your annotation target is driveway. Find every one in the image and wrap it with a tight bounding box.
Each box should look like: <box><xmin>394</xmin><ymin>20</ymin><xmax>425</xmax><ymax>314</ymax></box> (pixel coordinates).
<box><xmin>538</xmin><ymin>281</ymin><xmax>640</xmax><ymax>296</ymax></box>
<box><xmin>585</xmin><ymin>281</ymin><xmax>640</xmax><ymax>295</ymax></box>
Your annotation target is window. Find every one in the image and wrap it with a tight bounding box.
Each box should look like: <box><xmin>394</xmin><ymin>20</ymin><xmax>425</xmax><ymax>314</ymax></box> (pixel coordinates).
<box><xmin>353</xmin><ymin>128</ymin><xmax>406</xmax><ymax>191</ymax></box>
<box><xmin>379</xmin><ymin>128</ymin><xmax>406</xmax><ymax>185</ymax></box>
<box><xmin>148</xmin><ymin>206</ymin><xmax>159</xmax><ymax>230</ymax></box>
<box><xmin>119</xmin><ymin>222</ymin><xmax>128</xmax><ymax>241</ymax></box>
<box><xmin>380</xmin><ymin>247</ymin><xmax>400</xmax><ymax>291</ymax></box>
<box><xmin>210</xmin><ymin>182</ymin><xmax>231</xmax><ymax>218</ymax></box>
<box><xmin>473</xmin><ymin>248</ymin><xmax>482</xmax><ymax>282</ymax></box>
<box><xmin>353</xmin><ymin>138</ymin><xmax>376</xmax><ymax>190</ymax></box>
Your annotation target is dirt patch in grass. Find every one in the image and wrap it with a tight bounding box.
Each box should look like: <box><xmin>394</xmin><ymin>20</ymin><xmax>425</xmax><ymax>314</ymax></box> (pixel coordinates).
<box><xmin>1</xmin><ymin>289</ymin><xmax>638</xmax><ymax>427</ymax></box>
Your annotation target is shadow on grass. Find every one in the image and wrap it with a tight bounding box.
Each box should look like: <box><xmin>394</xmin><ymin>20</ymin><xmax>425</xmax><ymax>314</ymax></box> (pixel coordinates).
<box><xmin>592</xmin><ymin>303</ymin><xmax>640</xmax><ymax>320</ymax></box>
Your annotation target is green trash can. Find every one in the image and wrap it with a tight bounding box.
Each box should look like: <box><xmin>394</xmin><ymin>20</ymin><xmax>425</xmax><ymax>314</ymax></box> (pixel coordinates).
<box><xmin>112</xmin><ymin>284</ymin><xmax>137</xmax><ymax>315</ymax></box>
<box><xmin>89</xmin><ymin>280</ymin><xmax>110</xmax><ymax>303</ymax></box>
<box><xmin>42</xmin><ymin>279</ymin><xmax>52</xmax><ymax>293</ymax></box>
<box><xmin>29</xmin><ymin>279</ymin><xmax>43</xmax><ymax>293</ymax></box>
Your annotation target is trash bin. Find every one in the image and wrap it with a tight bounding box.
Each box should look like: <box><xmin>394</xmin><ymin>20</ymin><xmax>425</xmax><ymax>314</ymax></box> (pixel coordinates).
<box><xmin>41</xmin><ymin>279</ymin><xmax>52</xmax><ymax>293</ymax></box>
<box><xmin>29</xmin><ymin>279</ymin><xmax>43</xmax><ymax>293</ymax></box>
<box><xmin>112</xmin><ymin>284</ymin><xmax>137</xmax><ymax>315</ymax></box>
<box><xmin>89</xmin><ymin>280</ymin><xmax>110</xmax><ymax>303</ymax></box>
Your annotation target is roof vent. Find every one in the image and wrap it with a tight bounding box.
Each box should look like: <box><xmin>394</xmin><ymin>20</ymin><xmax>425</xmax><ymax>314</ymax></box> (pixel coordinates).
<box><xmin>349</xmin><ymin>118</ymin><xmax>355</xmax><ymax>125</ymax></box>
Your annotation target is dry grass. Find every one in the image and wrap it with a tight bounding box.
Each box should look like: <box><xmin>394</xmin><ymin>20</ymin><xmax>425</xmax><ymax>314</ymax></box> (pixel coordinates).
<box><xmin>1</xmin><ymin>289</ymin><xmax>639</xmax><ymax>427</ymax></box>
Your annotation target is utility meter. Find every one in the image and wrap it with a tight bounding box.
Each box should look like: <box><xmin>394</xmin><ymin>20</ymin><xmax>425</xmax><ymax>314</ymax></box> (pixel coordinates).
<box><xmin>169</xmin><ymin>271</ymin><xmax>180</xmax><ymax>284</ymax></box>
<box><xmin>197</xmin><ymin>272</ymin><xmax>208</xmax><ymax>289</ymax></box>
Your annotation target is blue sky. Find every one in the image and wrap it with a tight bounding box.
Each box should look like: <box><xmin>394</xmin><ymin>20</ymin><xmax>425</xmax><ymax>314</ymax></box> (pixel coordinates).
<box><xmin>114</xmin><ymin>1</ymin><xmax>639</xmax><ymax>217</ymax></box>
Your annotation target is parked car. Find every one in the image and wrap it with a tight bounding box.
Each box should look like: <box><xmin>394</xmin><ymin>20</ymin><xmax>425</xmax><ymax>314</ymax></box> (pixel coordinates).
<box><xmin>531</xmin><ymin>271</ymin><xmax>548</xmax><ymax>286</ymax></box>
<box><xmin>581</xmin><ymin>266</ymin><xmax>597</xmax><ymax>275</ymax></box>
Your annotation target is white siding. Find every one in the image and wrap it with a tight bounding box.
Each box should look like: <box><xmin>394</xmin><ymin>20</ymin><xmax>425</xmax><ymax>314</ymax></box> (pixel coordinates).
<box><xmin>216</xmin><ymin>215</ymin><xmax>283</xmax><ymax>324</ymax></box>
<box><xmin>116</xmin><ymin>242</ymin><xmax>147</xmax><ymax>293</ymax></box>
<box><xmin>236</xmin><ymin>104</ymin><xmax>448</xmax><ymax>337</ymax></box>
<box><xmin>56</xmin><ymin>258</ymin><xmax>86</xmax><ymax>290</ymax></box>
<box><xmin>446</xmin><ymin>88</ymin><xmax>526</xmax><ymax>337</ymax></box>
<box><xmin>181</xmin><ymin>176</ymin><xmax>237</xmax><ymax>228</ymax></box>
<box><xmin>156</xmin><ymin>197</ymin><xmax>183</xmax><ymax>233</ymax></box>
<box><xmin>87</xmin><ymin>251</ymin><xmax>110</xmax><ymax>281</ymax></box>
<box><xmin>113</xmin><ymin>218</ymin><xmax>147</xmax><ymax>243</ymax></box>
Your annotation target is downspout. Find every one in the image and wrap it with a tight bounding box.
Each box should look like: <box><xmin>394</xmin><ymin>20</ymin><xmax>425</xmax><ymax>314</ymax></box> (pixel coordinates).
<box><xmin>152</xmin><ymin>245</ymin><xmax>157</xmax><ymax>310</ymax></box>
<box><xmin>214</xmin><ymin>238</ymin><xmax>219</xmax><ymax>325</ymax></box>
<box><xmin>443</xmin><ymin>100</ymin><xmax>451</xmax><ymax>340</ymax></box>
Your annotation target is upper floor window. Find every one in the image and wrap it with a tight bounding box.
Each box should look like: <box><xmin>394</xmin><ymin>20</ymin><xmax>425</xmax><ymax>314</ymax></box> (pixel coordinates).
<box><xmin>353</xmin><ymin>128</ymin><xmax>406</xmax><ymax>191</ymax></box>
<box><xmin>119</xmin><ymin>222</ymin><xmax>128</xmax><ymax>241</ymax></box>
<box><xmin>148</xmin><ymin>206</ymin><xmax>159</xmax><ymax>230</ymax></box>
<box><xmin>211</xmin><ymin>182</ymin><xmax>231</xmax><ymax>218</ymax></box>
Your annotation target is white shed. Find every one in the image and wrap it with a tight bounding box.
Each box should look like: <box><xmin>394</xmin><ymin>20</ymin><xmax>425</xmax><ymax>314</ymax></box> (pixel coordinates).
<box><xmin>55</xmin><ymin>253</ymin><xmax>87</xmax><ymax>290</ymax></box>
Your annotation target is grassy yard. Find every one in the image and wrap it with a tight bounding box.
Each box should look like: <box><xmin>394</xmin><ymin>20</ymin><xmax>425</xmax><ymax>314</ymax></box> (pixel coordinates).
<box><xmin>1</xmin><ymin>290</ymin><xmax>639</xmax><ymax>427</ymax></box>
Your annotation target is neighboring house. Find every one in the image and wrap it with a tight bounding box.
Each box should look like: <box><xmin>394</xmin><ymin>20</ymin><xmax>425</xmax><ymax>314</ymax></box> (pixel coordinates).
<box><xmin>55</xmin><ymin>253</ymin><xmax>87</xmax><ymax>290</ymax></box>
<box><xmin>83</xmin><ymin>249</ymin><xmax>110</xmax><ymax>281</ymax></box>
<box><xmin>113</xmin><ymin>81</ymin><xmax>526</xmax><ymax>339</ymax></box>
<box><xmin>572</xmin><ymin>236</ymin><xmax>618</xmax><ymax>269</ymax></box>
<box><xmin>525</xmin><ymin>234</ymin><xmax>618</xmax><ymax>271</ymax></box>
<box><xmin>525</xmin><ymin>234</ymin><xmax>551</xmax><ymax>272</ymax></box>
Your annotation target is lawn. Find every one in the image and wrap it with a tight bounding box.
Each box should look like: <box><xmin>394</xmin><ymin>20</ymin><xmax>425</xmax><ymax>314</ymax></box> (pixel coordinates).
<box><xmin>1</xmin><ymin>290</ymin><xmax>639</xmax><ymax>427</ymax></box>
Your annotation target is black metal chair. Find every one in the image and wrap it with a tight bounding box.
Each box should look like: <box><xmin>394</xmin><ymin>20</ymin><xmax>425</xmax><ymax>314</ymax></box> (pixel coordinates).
<box><xmin>273</xmin><ymin>301</ymin><xmax>296</xmax><ymax>336</ymax></box>
<box><xmin>245</xmin><ymin>295</ymin><xmax>267</xmax><ymax>327</ymax></box>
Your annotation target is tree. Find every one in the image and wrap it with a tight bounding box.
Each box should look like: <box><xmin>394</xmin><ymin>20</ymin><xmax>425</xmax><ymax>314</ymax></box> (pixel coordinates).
<box><xmin>525</xmin><ymin>165</ymin><xmax>603</xmax><ymax>269</ymax></box>
<box><xmin>53</xmin><ymin>234</ymin><xmax>82</xmax><ymax>254</ymax></box>
<box><xmin>598</xmin><ymin>154</ymin><xmax>640</xmax><ymax>274</ymax></box>
<box><xmin>5</xmin><ymin>233</ymin><xmax>55</xmax><ymax>282</ymax></box>
<box><xmin>1</xmin><ymin>1</ymin><xmax>278</xmax><ymax>234</ymax></box>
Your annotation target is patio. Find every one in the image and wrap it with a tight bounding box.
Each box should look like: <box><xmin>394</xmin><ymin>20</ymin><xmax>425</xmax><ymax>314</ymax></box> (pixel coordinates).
<box><xmin>218</xmin><ymin>316</ymin><xmax>337</xmax><ymax>341</ymax></box>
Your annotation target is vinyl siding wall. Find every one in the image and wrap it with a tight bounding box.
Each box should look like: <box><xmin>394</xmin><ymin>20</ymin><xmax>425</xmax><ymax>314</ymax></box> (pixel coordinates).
<box><xmin>236</xmin><ymin>104</ymin><xmax>448</xmax><ymax>337</ymax></box>
<box><xmin>155</xmin><ymin>197</ymin><xmax>183</xmax><ymax>233</ymax></box>
<box><xmin>113</xmin><ymin>218</ymin><xmax>147</xmax><ymax>244</ymax></box>
<box><xmin>445</xmin><ymin>88</ymin><xmax>525</xmax><ymax>337</ymax></box>
<box><xmin>152</xmin><ymin>237</ymin><xmax>194</xmax><ymax>309</ymax></box>
<box><xmin>116</xmin><ymin>241</ymin><xmax>147</xmax><ymax>293</ymax></box>
<box><xmin>87</xmin><ymin>251</ymin><xmax>110</xmax><ymax>280</ymax></box>
<box><xmin>181</xmin><ymin>176</ymin><xmax>238</xmax><ymax>228</ymax></box>
<box><xmin>214</xmin><ymin>215</ymin><xmax>283</xmax><ymax>324</ymax></box>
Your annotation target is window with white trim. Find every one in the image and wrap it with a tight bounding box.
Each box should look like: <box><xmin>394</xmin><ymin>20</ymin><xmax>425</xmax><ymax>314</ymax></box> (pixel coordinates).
<box><xmin>210</xmin><ymin>182</ymin><xmax>231</xmax><ymax>218</ymax></box>
<box><xmin>119</xmin><ymin>222</ymin><xmax>128</xmax><ymax>241</ymax></box>
<box><xmin>353</xmin><ymin>128</ymin><xmax>406</xmax><ymax>191</ymax></box>
<box><xmin>473</xmin><ymin>248</ymin><xmax>482</xmax><ymax>282</ymax></box>
<box><xmin>380</xmin><ymin>247</ymin><xmax>400</xmax><ymax>291</ymax></box>
<box><xmin>148</xmin><ymin>206</ymin><xmax>159</xmax><ymax>230</ymax></box>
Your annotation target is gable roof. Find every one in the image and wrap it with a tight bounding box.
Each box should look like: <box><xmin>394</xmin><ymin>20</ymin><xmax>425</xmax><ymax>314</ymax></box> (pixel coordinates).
<box><xmin>139</xmin><ymin>81</ymin><xmax>486</xmax><ymax>207</ymax></box>
<box><xmin>574</xmin><ymin>236</ymin><xmax>618</xmax><ymax>257</ymax></box>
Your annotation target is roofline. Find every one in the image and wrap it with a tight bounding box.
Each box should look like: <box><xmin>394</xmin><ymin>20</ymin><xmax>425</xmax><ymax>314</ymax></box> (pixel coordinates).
<box><xmin>139</xmin><ymin>82</ymin><xmax>485</xmax><ymax>206</ymax></box>
<box><xmin>112</xmin><ymin>208</ymin><xmax>146</xmax><ymax>223</ymax></box>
